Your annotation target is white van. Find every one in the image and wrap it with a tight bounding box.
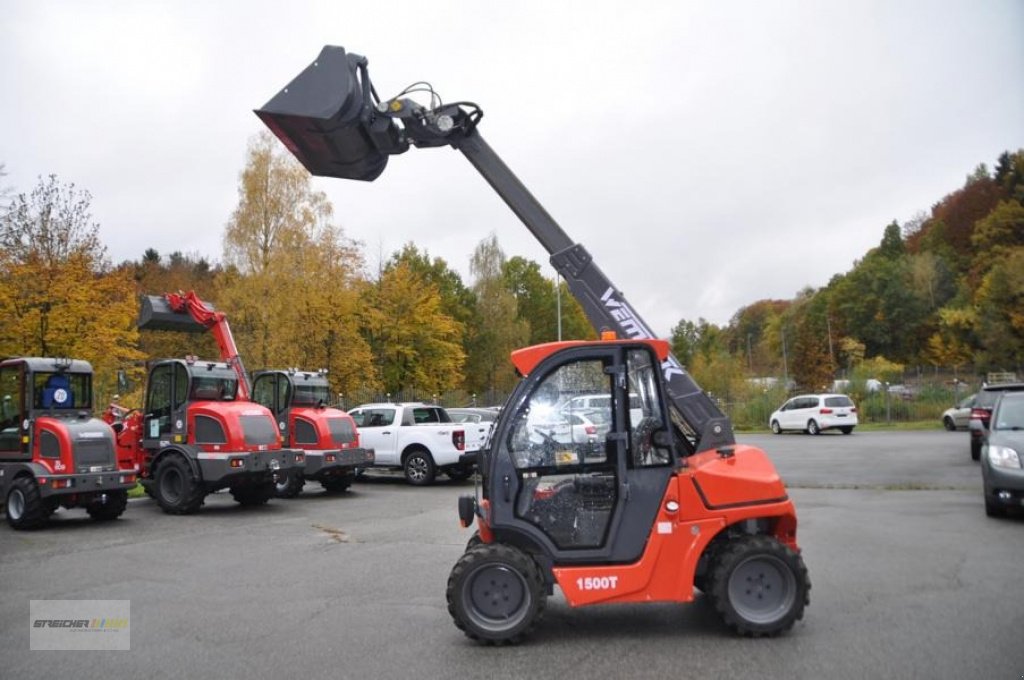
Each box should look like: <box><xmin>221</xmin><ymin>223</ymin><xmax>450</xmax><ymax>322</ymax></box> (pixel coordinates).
<box><xmin>769</xmin><ymin>394</ymin><xmax>858</xmax><ymax>435</ymax></box>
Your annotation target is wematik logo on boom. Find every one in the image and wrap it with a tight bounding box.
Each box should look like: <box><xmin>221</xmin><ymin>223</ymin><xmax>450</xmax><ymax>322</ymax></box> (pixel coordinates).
<box><xmin>33</xmin><ymin>618</ymin><xmax>128</xmax><ymax>630</ymax></box>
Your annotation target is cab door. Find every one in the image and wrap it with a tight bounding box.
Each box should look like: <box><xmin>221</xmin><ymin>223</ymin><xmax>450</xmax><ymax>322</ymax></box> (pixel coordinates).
<box><xmin>490</xmin><ymin>344</ymin><xmax>677</xmax><ymax>564</ymax></box>
<box><xmin>143</xmin><ymin>362</ymin><xmax>189</xmax><ymax>446</ymax></box>
<box><xmin>253</xmin><ymin>372</ymin><xmax>291</xmax><ymax>440</ymax></box>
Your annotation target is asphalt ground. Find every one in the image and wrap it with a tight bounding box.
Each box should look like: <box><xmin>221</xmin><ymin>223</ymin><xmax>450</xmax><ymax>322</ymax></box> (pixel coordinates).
<box><xmin>1</xmin><ymin>430</ymin><xmax>1022</xmax><ymax>680</ymax></box>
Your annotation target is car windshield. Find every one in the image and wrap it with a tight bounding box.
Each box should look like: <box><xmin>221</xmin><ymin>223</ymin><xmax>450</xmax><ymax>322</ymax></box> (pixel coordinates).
<box><xmin>993</xmin><ymin>397</ymin><xmax>1024</xmax><ymax>430</ymax></box>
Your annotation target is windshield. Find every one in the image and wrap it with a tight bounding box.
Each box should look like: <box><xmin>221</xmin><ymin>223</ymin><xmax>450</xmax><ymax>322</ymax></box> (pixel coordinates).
<box><xmin>292</xmin><ymin>383</ymin><xmax>331</xmax><ymax>407</ymax></box>
<box><xmin>34</xmin><ymin>371</ymin><xmax>92</xmax><ymax>410</ymax></box>
<box><xmin>189</xmin><ymin>376</ymin><xmax>238</xmax><ymax>401</ymax></box>
<box><xmin>993</xmin><ymin>397</ymin><xmax>1024</xmax><ymax>430</ymax></box>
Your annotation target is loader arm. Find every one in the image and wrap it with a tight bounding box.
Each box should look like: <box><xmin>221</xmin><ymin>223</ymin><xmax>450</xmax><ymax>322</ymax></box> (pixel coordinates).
<box><xmin>255</xmin><ymin>45</ymin><xmax>734</xmax><ymax>452</ymax></box>
<box><xmin>138</xmin><ymin>291</ymin><xmax>252</xmax><ymax>401</ymax></box>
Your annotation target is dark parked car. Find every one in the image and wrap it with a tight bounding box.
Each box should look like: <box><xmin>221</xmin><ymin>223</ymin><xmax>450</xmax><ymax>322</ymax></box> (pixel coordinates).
<box><xmin>980</xmin><ymin>391</ymin><xmax>1024</xmax><ymax>517</ymax></box>
<box><xmin>969</xmin><ymin>383</ymin><xmax>1024</xmax><ymax>460</ymax></box>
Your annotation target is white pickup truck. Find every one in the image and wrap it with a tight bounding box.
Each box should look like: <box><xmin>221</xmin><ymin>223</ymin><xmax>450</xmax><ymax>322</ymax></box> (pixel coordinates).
<box><xmin>348</xmin><ymin>403</ymin><xmax>474</xmax><ymax>485</ymax></box>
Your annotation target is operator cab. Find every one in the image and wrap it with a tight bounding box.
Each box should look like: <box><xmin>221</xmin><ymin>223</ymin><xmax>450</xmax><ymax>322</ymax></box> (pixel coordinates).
<box><xmin>0</xmin><ymin>358</ymin><xmax>94</xmax><ymax>457</ymax></box>
<box><xmin>142</xmin><ymin>358</ymin><xmax>239</xmax><ymax>443</ymax></box>
<box><xmin>484</xmin><ymin>340</ymin><xmax>683</xmax><ymax>563</ymax></box>
<box><xmin>252</xmin><ymin>370</ymin><xmax>359</xmax><ymax>449</ymax></box>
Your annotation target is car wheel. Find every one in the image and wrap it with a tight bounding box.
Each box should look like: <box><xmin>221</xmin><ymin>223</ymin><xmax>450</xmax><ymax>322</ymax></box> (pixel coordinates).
<box><xmin>707</xmin><ymin>535</ymin><xmax>810</xmax><ymax>636</ymax></box>
<box><xmin>807</xmin><ymin>420</ymin><xmax>820</xmax><ymax>436</ymax></box>
<box><xmin>771</xmin><ymin>420</ymin><xmax>782</xmax><ymax>435</ymax></box>
<box><xmin>943</xmin><ymin>416</ymin><xmax>956</xmax><ymax>431</ymax></box>
<box><xmin>840</xmin><ymin>426</ymin><xmax>854</xmax><ymax>435</ymax></box>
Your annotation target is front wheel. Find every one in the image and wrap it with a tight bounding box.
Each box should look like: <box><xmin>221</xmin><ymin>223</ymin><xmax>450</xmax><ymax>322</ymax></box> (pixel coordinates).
<box><xmin>86</xmin><ymin>490</ymin><xmax>128</xmax><ymax>521</ymax></box>
<box><xmin>807</xmin><ymin>420</ymin><xmax>821</xmax><ymax>435</ymax></box>
<box><xmin>708</xmin><ymin>535</ymin><xmax>810</xmax><ymax>637</ymax></box>
<box><xmin>447</xmin><ymin>543</ymin><xmax>546</xmax><ymax>645</ymax></box>
<box><xmin>403</xmin><ymin>449</ymin><xmax>436</xmax><ymax>486</ymax></box>
<box><xmin>5</xmin><ymin>477</ymin><xmax>50</xmax><ymax>530</ymax></box>
<box><xmin>153</xmin><ymin>456</ymin><xmax>205</xmax><ymax>515</ymax></box>
<box><xmin>770</xmin><ymin>420</ymin><xmax>782</xmax><ymax>435</ymax></box>
<box><xmin>943</xmin><ymin>416</ymin><xmax>956</xmax><ymax>431</ymax></box>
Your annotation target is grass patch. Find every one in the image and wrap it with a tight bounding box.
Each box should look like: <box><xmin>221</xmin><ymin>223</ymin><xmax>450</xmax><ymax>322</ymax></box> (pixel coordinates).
<box><xmin>127</xmin><ymin>483</ymin><xmax>148</xmax><ymax>499</ymax></box>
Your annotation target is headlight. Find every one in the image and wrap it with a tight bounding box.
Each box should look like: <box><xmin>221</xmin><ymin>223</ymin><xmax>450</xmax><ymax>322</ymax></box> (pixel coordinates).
<box><xmin>988</xmin><ymin>445</ymin><xmax>1022</xmax><ymax>469</ymax></box>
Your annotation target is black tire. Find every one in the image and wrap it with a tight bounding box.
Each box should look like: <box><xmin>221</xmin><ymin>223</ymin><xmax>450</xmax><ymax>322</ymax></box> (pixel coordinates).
<box><xmin>970</xmin><ymin>440</ymin><xmax>981</xmax><ymax>462</ymax></box>
<box><xmin>447</xmin><ymin>543</ymin><xmax>546</xmax><ymax>645</ymax></box>
<box><xmin>86</xmin><ymin>490</ymin><xmax>128</xmax><ymax>521</ymax></box>
<box><xmin>943</xmin><ymin>416</ymin><xmax>956</xmax><ymax>432</ymax></box>
<box><xmin>840</xmin><ymin>426</ymin><xmax>854</xmax><ymax>435</ymax></box>
<box><xmin>5</xmin><ymin>476</ymin><xmax>50</xmax><ymax>530</ymax></box>
<box><xmin>770</xmin><ymin>420</ymin><xmax>782</xmax><ymax>435</ymax></box>
<box><xmin>403</xmin><ymin>448</ymin><xmax>436</xmax><ymax>486</ymax></box>
<box><xmin>807</xmin><ymin>420</ymin><xmax>821</xmax><ymax>436</ymax></box>
<box><xmin>154</xmin><ymin>456</ymin><xmax>206</xmax><ymax>515</ymax></box>
<box><xmin>447</xmin><ymin>467</ymin><xmax>474</xmax><ymax>482</ymax></box>
<box><xmin>466</xmin><ymin>531</ymin><xmax>483</xmax><ymax>550</ymax></box>
<box><xmin>707</xmin><ymin>535</ymin><xmax>810</xmax><ymax>637</ymax></box>
<box><xmin>275</xmin><ymin>471</ymin><xmax>305</xmax><ymax>498</ymax></box>
<box><xmin>230</xmin><ymin>482</ymin><xmax>275</xmax><ymax>506</ymax></box>
<box><xmin>321</xmin><ymin>474</ymin><xmax>354</xmax><ymax>494</ymax></box>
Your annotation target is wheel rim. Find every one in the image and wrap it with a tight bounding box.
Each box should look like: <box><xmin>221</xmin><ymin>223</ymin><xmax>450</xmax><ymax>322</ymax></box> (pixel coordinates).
<box><xmin>727</xmin><ymin>554</ymin><xmax>797</xmax><ymax>625</ymax></box>
<box><xmin>407</xmin><ymin>456</ymin><xmax>428</xmax><ymax>482</ymax></box>
<box><xmin>160</xmin><ymin>467</ymin><xmax>184</xmax><ymax>503</ymax></box>
<box><xmin>809</xmin><ymin>421</ymin><xmax>818</xmax><ymax>434</ymax></box>
<box><xmin>275</xmin><ymin>475</ymin><xmax>291</xmax><ymax>494</ymax></box>
<box><xmin>462</xmin><ymin>563</ymin><xmax>531</xmax><ymax>633</ymax></box>
<box><xmin>771</xmin><ymin>421</ymin><xmax>780</xmax><ymax>434</ymax></box>
<box><xmin>8</xmin><ymin>488</ymin><xmax>25</xmax><ymax>520</ymax></box>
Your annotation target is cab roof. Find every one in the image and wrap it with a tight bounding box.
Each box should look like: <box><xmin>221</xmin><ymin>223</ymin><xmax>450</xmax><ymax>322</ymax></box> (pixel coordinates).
<box><xmin>510</xmin><ymin>339</ymin><xmax>670</xmax><ymax>377</ymax></box>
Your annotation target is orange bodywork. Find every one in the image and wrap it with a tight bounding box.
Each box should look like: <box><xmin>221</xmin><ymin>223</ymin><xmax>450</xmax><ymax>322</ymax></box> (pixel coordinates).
<box><xmin>478</xmin><ymin>445</ymin><xmax>799</xmax><ymax>608</ymax></box>
<box><xmin>511</xmin><ymin>338</ymin><xmax>671</xmax><ymax>377</ymax></box>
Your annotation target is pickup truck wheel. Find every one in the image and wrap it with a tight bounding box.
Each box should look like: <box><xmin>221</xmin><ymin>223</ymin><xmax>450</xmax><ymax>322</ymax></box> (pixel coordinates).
<box><xmin>275</xmin><ymin>471</ymin><xmax>305</xmax><ymax>498</ymax></box>
<box><xmin>86</xmin><ymin>490</ymin><xmax>129</xmax><ymax>521</ymax></box>
<box><xmin>403</xmin><ymin>448</ymin><xmax>436</xmax><ymax>486</ymax></box>
<box><xmin>154</xmin><ymin>456</ymin><xmax>206</xmax><ymax>515</ymax></box>
<box><xmin>6</xmin><ymin>476</ymin><xmax>50</xmax><ymax>530</ymax></box>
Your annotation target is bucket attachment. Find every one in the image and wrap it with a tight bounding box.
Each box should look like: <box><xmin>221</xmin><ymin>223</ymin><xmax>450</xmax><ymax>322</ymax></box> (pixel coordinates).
<box><xmin>138</xmin><ymin>295</ymin><xmax>210</xmax><ymax>332</ymax></box>
<box><xmin>255</xmin><ymin>45</ymin><xmax>406</xmax><ymax>181</ymax></box>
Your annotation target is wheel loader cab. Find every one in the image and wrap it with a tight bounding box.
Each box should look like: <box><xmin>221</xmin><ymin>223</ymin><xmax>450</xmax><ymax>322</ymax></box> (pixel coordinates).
<box><xmin>488</xmin><ymin>341</ymin><xmax>679</xmax><ymax>563</ymax></box>
<box><xmin>143</xmin><ymin>359</ymin><xmax>238</xmax><ymax>444</ymax></box>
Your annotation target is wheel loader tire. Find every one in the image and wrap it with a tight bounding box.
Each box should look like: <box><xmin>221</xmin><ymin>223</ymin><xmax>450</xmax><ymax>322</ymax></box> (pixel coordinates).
<box><xmin>708</xmin><ymin>535</ymin><xmax>810</xmax><ymax>637</ymax></box>
<box><xmin>154</xmin><ymin>456</ymin><xmax>206</xmax><ymax>515</ymax></box>
<box><xmin>5</xmin><ymin>476</ymin><xmax>50</xmax><ymax>530</ymax></box>
<box><xmin>321</xmin><ymin>474</ymin><xmax>354</xmax><ymax>494</ymax></box>
<box><xmin>231</xmin><ymin>482</ymin><xmax>275</xmax><ymax>506</ymax></box>
<box><xmin>466</xmin><ymin>531</ymin><xmax>483</xmax><ymax>550</ymax></box>
<box><xmin>447</xmin><ymin>466</ymin><xmax>473</xmax><ymax>482</ymax></box>
<box><xmin>275</xmin><ymin>471</ymin><xmax>305</xmax><ymax>498</ymax></box>
<box><xmin>807</xmin><ymin>420</ymin><xmax>821</xmax><ymax>435</ymax></box>
<box><xmin>447</xmin><ymin>543</ymin><xmax>546</xmax><ymax>645</ymax></box>
<box><xmin>403</xmin><ymin>448</ymin><xmax>436</xmax><ymax>486</ymax></box>
<box><xmin>86</xmin><ymin>490</ymin><xmax>129</xmax><ymax>521</ymax></box>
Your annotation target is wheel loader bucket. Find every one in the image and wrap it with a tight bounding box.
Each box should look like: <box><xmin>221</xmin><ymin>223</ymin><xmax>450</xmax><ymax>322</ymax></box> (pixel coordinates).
<box><xmin>138</xmin><ymin>295</ymin><xmax>209</xmax><ymax>332</ymax></box>
<box><xmin>255</xmin><ymin>45</ymin><xmax>404</xmax><ymax>181</ymax></box>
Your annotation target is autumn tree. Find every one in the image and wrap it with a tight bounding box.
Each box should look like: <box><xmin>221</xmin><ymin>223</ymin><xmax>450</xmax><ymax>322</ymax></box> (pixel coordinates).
<box><xmin>502</xmin><ymin>256</ymin><xmax>593</xmax><ymax>344</ymax></box>
<box><xmin>363</xmin><ymin>261</ymin><xmax>464</xmax><ymax>394</ymax></box>
<box><xmin>464</xmin><ymin>235</ymin><xmax>528</xmax><ymax>395</ymax></box>
<box><xmin>387</xmin><ymin>243</ymin><xmax>476</xmax><ymax>327</ymax></box>
<box><xmin>219</xmin><ymin>133</ymin><xmax>378</xmax><ymax>394</ymax></box>
<box><xmin>0</xmin><ymin>175</ymin><xmax>143</xmax><ymax>404</ymax></box>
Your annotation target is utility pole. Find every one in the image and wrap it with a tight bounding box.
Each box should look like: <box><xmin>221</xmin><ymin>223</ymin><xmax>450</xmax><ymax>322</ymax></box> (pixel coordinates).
<box><xmin>781</xmin><ymin>328</ymin><xmax>789</xmax><ymax>388</ymax></box>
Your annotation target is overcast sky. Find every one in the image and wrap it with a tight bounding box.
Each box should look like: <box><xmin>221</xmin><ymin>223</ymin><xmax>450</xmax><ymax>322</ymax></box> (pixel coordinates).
<box><xmin>2</xmin><ymin>1</ymin><xmax>1022</xmax><ymax>335</ymax></box>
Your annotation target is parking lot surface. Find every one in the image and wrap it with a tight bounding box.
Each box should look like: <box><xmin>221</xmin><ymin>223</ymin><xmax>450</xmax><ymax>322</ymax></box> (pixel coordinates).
<box><xmin>2</xmin><ymin>430</ymin><xmax>1021</xmax><ymax>679</ymax></box>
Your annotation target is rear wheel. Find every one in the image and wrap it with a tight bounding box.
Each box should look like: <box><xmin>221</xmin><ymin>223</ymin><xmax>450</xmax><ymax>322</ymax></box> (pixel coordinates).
<box><xmin>447</xmin><ymin>543</ymin><xmax>546</xmax><ymax>645</ymax></box>
<box><xmin>770</xmin><ymin>420</ymin><xmax>782</xmax><ymax>435</ymax></box>
<box><xmin>403</xmin><ymin>448</ymin><xmax>436</xmax><ymax>486</ymax></box>
<box><xmin>807</xmin><ymin>420</ymin><xmax>821</xmax><ymax>436</ymax></box>
<box><xmin>840</xmin><ymin>426</ymin><xmax>854</xmax><ymax>435</ymax></box>
<box><xmin>275</xmin><ymin>471</ymin><xmax>305</xmax><ymax>498</ymax></box>
<box><xmin>86</xmin><ymin>490</ymin><xmax>128</xmax><ymax>521</ymax></box>
<box><xmin>154</xmin><ymin>456</ymin><xmax>205</xmax><ymax>515</ymax></box>
<box><xmin>321</xmin><ymin>474</ymin><xmax>354</xmax><ymax>494</ymax></box>
<box><xmin>231</xmin><ymin>482</ymin><xmax>275</xmax><ymax>506</ymax></box>
<box><xmin>5</xmin><ymin>476</ymin><xmax>50</xmax><ymax>530</ymax></box>
<box><xmin>708</xmin><ymin>535</ymin><xmax>810</xmax><ymax>637</ymax></box>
